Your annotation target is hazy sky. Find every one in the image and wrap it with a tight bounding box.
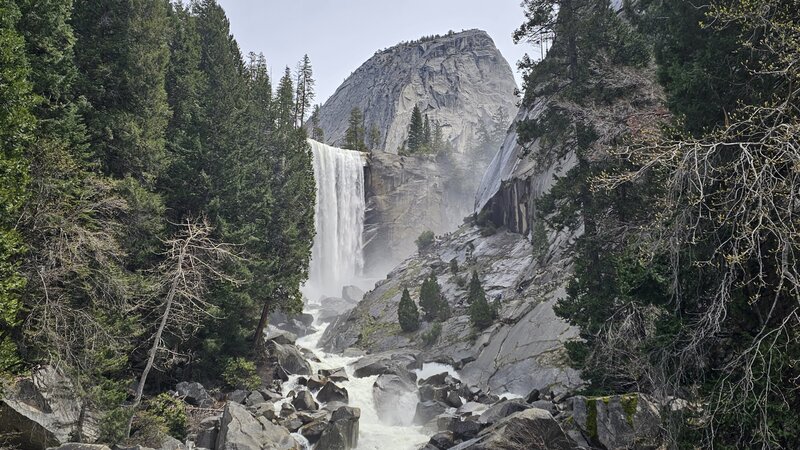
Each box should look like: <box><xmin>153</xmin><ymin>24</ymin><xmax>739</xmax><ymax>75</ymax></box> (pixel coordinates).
<box><xmin>216</xmin><ymin>0</ymin><xmax>533</xmax><ymax>104</ymax></box>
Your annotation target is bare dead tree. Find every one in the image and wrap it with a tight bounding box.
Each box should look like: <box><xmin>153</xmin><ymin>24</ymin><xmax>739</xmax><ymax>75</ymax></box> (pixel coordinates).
<box><xmin>126</xmin><ymin>218</ymin><xmax>240</xmax><ymax>437</ymax></box>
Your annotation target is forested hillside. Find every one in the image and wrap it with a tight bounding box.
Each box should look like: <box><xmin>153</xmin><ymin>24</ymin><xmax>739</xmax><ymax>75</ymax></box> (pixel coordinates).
<box><xmin>0</xmin><ymin>0</ymin><xmax>315</xmax><ymax>440</ymax></box>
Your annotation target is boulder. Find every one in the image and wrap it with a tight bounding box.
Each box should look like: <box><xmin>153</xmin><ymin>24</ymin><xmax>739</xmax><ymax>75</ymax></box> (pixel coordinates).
<box><xmin>226</xmin><ymin>390</ymin><xmax>248</xmax><ymax>404</ymax></box>
<box><xmin>341</xmin><ymin>285</ymin><xmax>365</xmax><ymax>303</ymax></box>
<box><xmin>298</xmin><ymin>419</ymin><xmax>328</xmax><ymax>444</ymax></box>
<box><xmin>351</xmin><ymin>350</ymin><xmax>420</xmax><ymax>381</ymax></box>
<box><xmin>318</xmin><ymin>367</ymin><xmax>348</xmax><ymax>382</ymax></box>
<box><xmin>245</xmin><ymin>391</ymin><xmax>267</xmax><ymax>407</ymax></box>
<box><xmin>372</xmin><ymin>374</ymin><xmax>417</xmax><ymax>425</ymax></box>
<box><xmin>457</xmin><ymin>401</ymin><xmax>488</xmax><ymax>416</ymax></box>
<box><xmin>451</xmin><ymin>408</ymin><xmax>573</xmax><ymax>450</ymax></box>
<box><xmin>0</xmin><ymin>366</ymin><xmax>97</xmax><ymax>450</ymax></box>
<box><xmin>317</xmin><ymin>382</ymin><xmax>349</xmax><ymax>404</ymax></box>
<box><xmin>478</xmin><ymin>398</ymin><xmax>529</xmax><ymax>425</ymax></box>
<box><xmin>419</xmin><ymin>385</ymin><xmax>448</xmax><ymax>403</ymax></box>
<box><xmin>306</xmin><ymin>374</ymin><xmax>326</xmax><ymax>392</ymax></box>
<box><xmin>248</xmin><ymin>401</ymin><xmax>276</xmax><ymax>420</ymax></box>
<box><xmin>446</xmin><ymin>390</ymin><xmax>463</xmax><ymax>408</ymax></box>
<box><xmin>159</xmin><ymin>436</ymin><xmax>186</xmax><ymax>450</ymax></box>
<box><xmin>572</xmin><ymin>394</ymin><xmax>663</xmax><ymax>450</ymax></box>
<box><xmin>451</xmin><ymin>418</ymin><xmax>482</xmax><ymax>440</ymax></box>
<box><xmin>525</xmin><ymin>388</ymin><xmax>541</xmax><ymax>403</ymax></box>
<box><xmin>267</xmin><ymin>341</ymin><xmax>311</xmax><ymax>376</ymax></box>
<box><xmin>413</xmin><ymin>400</ymin><xmax>450</xmax><ymax>425</ymax></box>
<box><xmin>529</xmin><ymin>399</ymin><xmax>557</xmax><ymax>415</ymax></box>
<box><xmin>426</xmin><ymin>431</ymin><xmax>455</xmax><ymax>450</ymax></box>
<box><xmin>175</xmin><ymin>382</ymin><xmax>213</xmax><ymax>408</ymax></box>
<box><xmin>195</xmin><ymin>415</ymin><xmax>220</xmax><ymax>449</ymax></box>
<box><xmin>47</xmin><ymin>445</ymin><xmax>111</xmax><ymax>450</ymax></box>
<box><xmin>291</xmin><ymin>390</ymin><xmax>318</xmax><ymax>411</ymax></box>
<box><xmin>215</xmin><ymin>402</ymin><xmax>299</xmax><ymax>450</ymax></box>
<box><xmin>264</xmin><ymin>326</ymin><xmax>298</xmax><ymax>345</ymax></box>
<box><xmin>316</xmin><ymin>406</ymin><xmax>360</xmax><ymax>450</ymax></box>
<box><xmin>436</xmin><ymin>413</ymin><xmax>459</xmax><ymax>433</ymax></box>
<box><xmin>281</xmin><ymin>415</ymin><xmax>304</xmax><ymax>432</ymax></box>
<box><xmin>419</xmin><ymin>372</ymin><xmax>458</xmax><ymax>387</ymax></box>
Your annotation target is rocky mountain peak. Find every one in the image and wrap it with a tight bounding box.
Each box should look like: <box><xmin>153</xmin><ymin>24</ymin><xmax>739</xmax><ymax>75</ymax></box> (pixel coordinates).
<box><xmin>313</xmin><ymin>29</ymin><xmax>518</xmax><ymax>154</ymax></box>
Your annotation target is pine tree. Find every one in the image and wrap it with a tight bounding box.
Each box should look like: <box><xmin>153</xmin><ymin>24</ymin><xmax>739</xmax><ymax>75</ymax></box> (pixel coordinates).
<box><xmin>423</xmin><ymin>114</ymin><xmax>432</xmax><ymax>150</ymax></box>
<box><xmin>344</xmin><ymin>107</ymin><xmax>366</xmax><ymax>151</ymax></box>
<box><xmin>419</xmin><ymin>275</ymin><xmax>439</xmax><ymax>321</ymax></box>
<box><xmin>398</xmin><ymin>288</ymin><xmax>420</xmax><ymax>332</ymax></box>
<box><xmin>275</xmin><ymin>67</ymin><xmax>295</xmax><ymax>130</ymax></box>
<box><xmin>0</xmin><ymin>0</ymin><xmax>35</xmax><ymax>374</ymax></box>
<box><xmin>293</xmin><ymin>54</ymin><xmax>314</xmax><ymax>128</ymax></box>
<box><xmin>310</xmin><ymin>104</ymin><xmax>324</xmax><ymax>141</ymax></box>
<box><xmin>407</xmin><ymin>105</ymin><xmax>425</xmax><ymax>153</ymax></box>
<box><xmin>467</xmin><ymin>271</ymin><xmax>495</xmax><ymax>329</ymax></box>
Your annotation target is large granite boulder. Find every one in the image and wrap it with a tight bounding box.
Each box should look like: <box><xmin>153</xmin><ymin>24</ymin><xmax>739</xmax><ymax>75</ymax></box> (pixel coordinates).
<box><xmin>477</xmin><ymin>398</ymin><xmax>530</xmax><ymax>425</ymax></box>
<box><xmin>341</xmin><ymin>285</ymin><xmax>365</xmax><ymax>303</ymax></box>
<box><xmin>291</xmin><ymin>390</ymin><xmax>318</xmax><ymax>412</ymax></box>
<box><xmin>266</xmin><ymin>341</ymin><xmax>311</xmax><ymax>376</ymax></box>
<box><xmin>215</xmin><ymin>402</ymin><xmax>299</xmax><ymax>450</ymax></box>
<box><xmin>175</xmin><ymin>381</ymin><xmax>213</xmax><ymax>408</ymax></box>
<box><xmin>350</xmin><ymin>350</ymin><xmax>421</xmax><ymax>379</ymax></box>
<box><xmin>451</xmin><ymin>408</ymin><xmax>573</xmax><ymax>450</ymax></box>
<box><xmin>372</xmin><ymin>374</ymin><xmax>418</xmax><ymax>425</ymax></box>
<box><xmin>317</xmin><ymin>382</ymin><xmax>349</xmax><ymax>404</ymax></box>
<box><xmin>572</xmin><ymin>394</ymin><xmax>663</xmax><ymax>450</ymax></box>
<box><xmin>316</xmin><ymin>406</ymin><xmax>360</xmax><ymax>450</ymax></box>
<box><xmin>0</xmin><ymin>366</ymin><xmax>98</xmax><ymax>450</ymax></box>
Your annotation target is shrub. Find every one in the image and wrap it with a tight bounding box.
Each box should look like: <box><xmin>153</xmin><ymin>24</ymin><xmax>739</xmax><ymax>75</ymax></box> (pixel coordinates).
<box><xmin>397</xmin><ymin>288</ymin><xmax>420</xmax><ymax>332</ymax></box>
<box><xmin>222</xmin><ymin>357</ymin><xmax>261</xmax><ymax>390</ymax></box>
<box><xmin>449</xmin><ymin>258</ymin><xmax>458</xmax><ymax>274</ymax></box>
<box><xmin>415</xmin><ymin>230</ymin><xmax>435</xmax><ymax>251</ymax></box>
<box><xmin>147</xmin><ymin>393</ymin><xmax>188</xmax><ymax>439</ymax></box>
<box><xmin>421</xmin><ymin>323</ymin><xmax>442</xmax><ymax>346</ymax></box>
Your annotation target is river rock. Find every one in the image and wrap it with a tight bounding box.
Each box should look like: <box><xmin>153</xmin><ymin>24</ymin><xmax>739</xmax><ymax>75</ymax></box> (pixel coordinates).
<box><xmin>306</xmin><ymin>374</ymin><xmax>326</xmax><ymax>391</ymax></box>
<box><xmin>0</xmin><ymin>365</ymin><xmax>98</xmax><ymax>449</ymax></box>
<box><xmin>451</xmin><ymin>408</ymin><xmax>572</xmax><ymax>450</ymax></box>
<box><xmin>175</xmin><ymin>381</ymin><xmax>213</xmax><ymax>408</ymax></box>
<box><xmin>267</xmin><ymin>341</ymin><xmax>311</xmax><ymax>376</ymax></box>
<box><xmin>317</xmin><ymin>406</ymin><xmax>361</xmax><ymax>450</ymax></box>
<box><xmin>477</xmin><ymin>398</ymin><xmax>529</xmax><ymax>425</ymax></box>
<box><xmin>426</xmin><ymin>431</ymin><xmax>455</xmax><ymax>450</ymax></box>
<box><xmin>226</xmin><ymin>390</ymin><xmax>248</xmax><ymax>404</ymax></box>
<box><xmin>372</xmin><ymin>374</ymin><xmax>418</xmax><ymax>425</ymax></box>
<box><xmin>264</xmin><ymin>326</ymin><xmax>297</xmax><ymax>345</ymax></box>
<box><xmin>413</xmin><ymin>400</ymin><xmax>450</xmax><ymax>425</ymax></box>
<box><xmin>317</xmin><ymin>381</ymin><xmax>349</xmax><ymax>404</ymax></box>
<box><xmin>572</xmin><ymin>394</ymin><xmax>663</xmax><ymax>450</ymax></box>
<box><xmin>248</xmin><ymin>402</ymin><xmax>276</xmax><ymax>420</ymax></box>
<box><xmin>298</xmin><ymin>419</ymin><xmax>328</xmax><ymax>444</ymax></box>
<box><xmin>451</xmin><ymin>418</ymin><xmax>482</xmax><ymax>440</ymax></box>
<box><xmin>351</xmin><ymin>350</ymin><xmax>421</xmax><ymax>380</ymax></box>
<box><xmin>291</xmin><ymin>390</ymin><xmax>318</xmax><ymax>411</ymax></box>
<box><xmin>216</xmin><ymin>402</ymin><xmax>299</xmax><ymax>450</ymax></box>
<box><xmin>319</xmin><ymin>367</ymin><xmax>349</xmax><ymax>382</ymax></box>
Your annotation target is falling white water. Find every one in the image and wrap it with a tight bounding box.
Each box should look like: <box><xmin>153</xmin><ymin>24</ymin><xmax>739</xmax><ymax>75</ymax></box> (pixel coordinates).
<box><xmin>306</xmin><ymin>139</ymin><xmax>367</xmax><ymax>300</ymax></box>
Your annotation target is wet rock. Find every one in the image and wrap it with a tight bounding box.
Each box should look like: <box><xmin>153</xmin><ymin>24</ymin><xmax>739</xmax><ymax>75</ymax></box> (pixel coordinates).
<box><xmin>317</xmin><ymin>381</ymin><xmax>349</xmax><ymax>404</ymax></box>
<box><xmin>259</xmin><ymin>389</ymin><xmax>283</xmax><ymax>402</ymax></box>
<box><xmin>351</xmin><ymin>350</ymin><xmax>421</xmax><ymax>379</ymax></box>
<box><xmin>529</xmin><ymin>399</ymin><xmax>557</xmax><ymax>415</ymax></box>
<box><xmin>572</xmin><ymin>394</ymin><xmax>663</xmax><ymax>450</ymax></box>
<box><xmin>267</xmin><ymin>341</ymin><xmax>311</xmax><ymax>376</ymax></box>
<box><xmin>216</xmin><ymin>402</ymin><xmax>299</xmax><ymax>450</ymax></box>
<box><xmin>446</xmin><ymin>391</ymin><xmax>463</xmax><ymax>408</ymax></box>
<box><xmin>322</xmin><ymin>401</ymin><xmax>349</xmax><ymax>412</ymax></box>
<box><xmin>428</xmin><ymin>431</ymin><xmax>456</xmax><ymax>449</ymax></box>
<box><xmin>291</xmin><ymin>390</ymin><xmax>318</xmax><ymax>411</ymax></box>
<box><xmin>317</xmin><ymin>406</ymin><xmax>360</xmax><ymax>450</ymax></box>
<box><xmin>526</xmin><ymin>388</ymin><xmax>541</xmax><ymax>403</ymax></box>
<box><xmin>306</xmin><ymin>374</ymin><xmax>326</xmax><ymax>392</ymax></box>
<box><xmin>436</xmin><ymin>413</ymin><xmax>459</xmax><ymax>432</ymax></box>
<box><xmin>477</xmin><ymin>398</ymin><xmax>529</xmax><ymax>425</ymax></box>
<box><xmin>342</xmin><ymin>285</ymin><xmax>365</xmax><ymax>303</ymax></box>
<box><xmin>298</xmin><ymin>419</ymin><xmax>328</xmax><ymax>444</ymax></box>
<box><xmin>342</xmin><ymin>348</ymin><xmax>366</xmax><ymax>358</ymax></box>
<box><xmin>244</xmin><ymin>391</ymin><xmax>267</xmax><ymax>407</ymax></box>
<box><xmin>0</xmin><ymin>366</ymin><xmax>98</xmax><ymax>449</ymax></box>
<box><xmin>414</xmin><ymin>400</ymin><xmax>450</xmax><ymax>425</ymax></box>
<box><xmin>372</xmin><ymin>374</ymin><xmax>418</xmax><ymax>425</ymax></box>
<box><xmin>280</xmin><ymin>403</ymin><xmax>296</xmax><ymax>417</ymax></box>
<box><xmin>452</xmin><ymin>418</ymin><xmax>482</xmax><ymax>440</ymax></box>
<box><xmin>319</xmin><ymin>367</ymin><xmax>349</xmax><ymax>382</ymax></box>
<box><xmin>175</xmin><ymin>382</ymin><xmax>213</xmax><ymax>408</ymax></box>
<box><xmin>457</xmin><ymin>401</ymin><xmax>488</xmax><ymax>416</ymax></box>
<box><xmin>451</xmin><ymin>408</ymin><xmax>572</xmax><ymax>450</ymax></box>
<box><xmin>419</xmin><ymin>372</ymin><xmax>458</xmax><ymax>387</ymax></box>
<box><xmin>281</xmin><ymin>415</ymin><xmax>304</xmax><ymax>432</ymax></box>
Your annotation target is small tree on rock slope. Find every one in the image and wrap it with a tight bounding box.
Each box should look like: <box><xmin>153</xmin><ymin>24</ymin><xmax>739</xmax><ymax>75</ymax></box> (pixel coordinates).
<box><xmin>467</xmin><ymin>271</ymin><xmax>496</xmax><ymax>329</ymax></box>
<box><xmin>398</xmin><ymin>288</ymin><xmax>420</xmax><ymax>332</ymax></box>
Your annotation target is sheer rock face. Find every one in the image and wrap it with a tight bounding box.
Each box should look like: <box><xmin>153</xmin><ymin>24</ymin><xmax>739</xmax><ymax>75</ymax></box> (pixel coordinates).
<box><xmin>313</xmin><ymin>29</ymin><xmax>517</xmax><ymax>155</ymax></box>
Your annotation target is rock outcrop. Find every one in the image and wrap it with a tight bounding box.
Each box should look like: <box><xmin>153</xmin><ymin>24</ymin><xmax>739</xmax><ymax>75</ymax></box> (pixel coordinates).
<box><xmin>216</xmin><ymin>402</ymin><xmax>299</xmax><ymax>450</ymax></box>
<box><xmin>313</xmin><ymin>29</ymin><xmax>516</xmax><ymax>155</ymax></box>
<box><xmin>0</xmin><ymin>366</ymin><xmax>98</xmax><ymax>450</ymax></box>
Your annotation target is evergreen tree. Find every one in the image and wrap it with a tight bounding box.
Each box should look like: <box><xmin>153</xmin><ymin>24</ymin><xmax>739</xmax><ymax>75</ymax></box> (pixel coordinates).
<box><xmin>0</xmin><ymin>0</ymin><xmax>35</xmax><ymax>374</ymax></box>
<box><xmin>275</xmin><ymin>67</ymin><xmax>295</xmax><ymax>130</ymax></box>
<box><xmin>419</xmin><ymin>275</ymin><xmax>440</xmax><ymax>321</ymax></box>
<box><xmin>293</xmin><ymin>54</ymin><xmax>314</xmax><ymax>128</ymax></box>
<box><xmin>344</xmin><ymin>107</ymin><xmax>366</xmax><ymax>151</ymax></box>
<box><xmin>406</xmin><ymin>105</ymin><xmax>425</xmax><ymax>153</ymax></box>
<box><xmin>398</xmin><ymin>288</ymin><xmax>420</xmax><ymax>332</ymax></box>
<box><xmin>423</xmin><ymin>114</ymin><xmax>432</xmax><ymax>149</ymax></box>
<box><xmin>310</xmin><ymin>104</ymin><xmax>324</xmax><ymax>141</ymax></box>
<box><xmin>467</xmin><ymin>271</ymin><xmax>495</xmax><ymax>329</ymax></box>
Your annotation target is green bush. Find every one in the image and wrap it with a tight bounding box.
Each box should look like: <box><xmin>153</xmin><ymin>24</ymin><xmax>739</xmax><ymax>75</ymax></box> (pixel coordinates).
<box><xmin>421</xmin><ymin>323</ymin><xmax>442</xmax><ymax>346</ymax></box>
<box><xmin>415</xmin><ymin>230</ymin><xmax>435</xmax><ymax>251</ymax></box>
<box><xmin>147</xmin><ymin>393</ymin><xmax>188</xmax><ymax>439</ymax></box>
<box><xmin>397</xmin><ymin>288</ymin><xmax>420</xmax><ymax>332</ymax></box>
<box><xmin>222</xmin><ymin>357</ymin><xmax>261</xmax><ymax>390</ymax></box>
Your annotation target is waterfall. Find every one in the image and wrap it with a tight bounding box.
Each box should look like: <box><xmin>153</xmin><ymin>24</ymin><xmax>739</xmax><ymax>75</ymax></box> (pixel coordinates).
<box><xmin>306</xmin><ymin>139</ymin><xmax>367</xmax><ymax>300</ymax></box>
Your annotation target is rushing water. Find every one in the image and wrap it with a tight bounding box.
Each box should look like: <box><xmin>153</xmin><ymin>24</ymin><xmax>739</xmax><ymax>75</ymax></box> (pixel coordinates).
<box><xmin>306</xmin><ymin>140</ymin><xmax>367</xmax><ymax>301</ymax></box>
<box><xmin>300</xmin><ymin>140</ymin><xmax>444</xmax><ymax>449</ymax></box>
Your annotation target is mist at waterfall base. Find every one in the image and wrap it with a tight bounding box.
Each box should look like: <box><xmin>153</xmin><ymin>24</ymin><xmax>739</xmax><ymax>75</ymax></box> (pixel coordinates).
<box><xmin>300</xmin><ymin>140</ymin><xmax>435</xmax><ymax>449</ymax></box>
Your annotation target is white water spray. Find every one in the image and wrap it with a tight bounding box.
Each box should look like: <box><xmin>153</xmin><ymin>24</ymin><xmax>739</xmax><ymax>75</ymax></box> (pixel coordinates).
<box><xmin>306</xmin><ymin>140</ymin><xmax>367</xmax><ymax>300</ymax></box>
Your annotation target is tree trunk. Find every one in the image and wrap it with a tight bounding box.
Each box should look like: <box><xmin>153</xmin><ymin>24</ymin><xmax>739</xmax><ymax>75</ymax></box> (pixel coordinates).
<box><xmin>253</xmin><ymin>298</ymin><xmax>271</xmax><ymax>348</ymax></box>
